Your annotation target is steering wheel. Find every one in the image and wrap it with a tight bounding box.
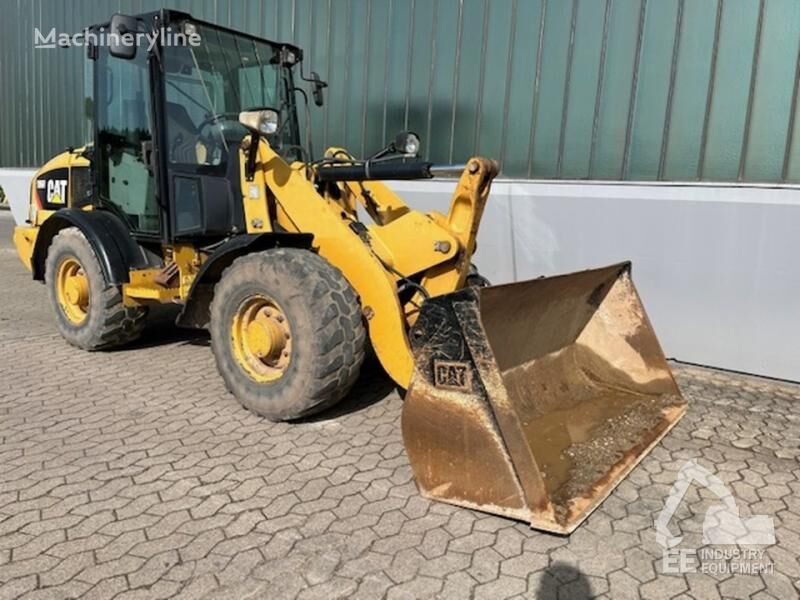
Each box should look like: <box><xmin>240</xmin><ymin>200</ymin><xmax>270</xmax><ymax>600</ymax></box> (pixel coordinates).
<box><xmin>193</xmin><ymin>112</ymin><xmax>243</xmax><ymax>165</ymax></box>
<box><xmin>197</xmin><ymin>111</ymin><xmax>242</xmax><ymax>133</ymax></box>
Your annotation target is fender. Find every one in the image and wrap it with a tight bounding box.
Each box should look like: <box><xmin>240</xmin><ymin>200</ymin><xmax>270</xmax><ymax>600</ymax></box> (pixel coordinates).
<box><xmin>176</xmin><ymin>232</ymin><xmax>314</xmax><ymax>329</ymax></box>
<box><xmin>31</xmin><ymin>209</ymin><xmax>151</xmax><ymax>284</ymax></box>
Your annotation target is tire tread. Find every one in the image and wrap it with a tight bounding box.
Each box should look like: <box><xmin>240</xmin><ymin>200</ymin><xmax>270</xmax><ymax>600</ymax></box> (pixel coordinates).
<box><xmin>210</xmin><ymin>248</ymin><xmax>366</xmax><ymax>421</ymax></box>
<box><xmin>45</xmin><ymin>227</ymin><xmax>145</xmax><ymax>350</ymax></box>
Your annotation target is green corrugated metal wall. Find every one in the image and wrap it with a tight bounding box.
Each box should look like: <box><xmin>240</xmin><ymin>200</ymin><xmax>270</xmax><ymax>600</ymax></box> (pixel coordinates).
<box><xmin>2</xmin><ymin>0</ymin><xmax>800</xmax><ymax>182</ymax></box>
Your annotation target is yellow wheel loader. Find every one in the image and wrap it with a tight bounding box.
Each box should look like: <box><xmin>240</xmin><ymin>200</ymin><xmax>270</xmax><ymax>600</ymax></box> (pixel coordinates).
<box><xmin>12</xmin><ymin>11</ymin><xmax>686</xmax><ymax>534</ymax></box>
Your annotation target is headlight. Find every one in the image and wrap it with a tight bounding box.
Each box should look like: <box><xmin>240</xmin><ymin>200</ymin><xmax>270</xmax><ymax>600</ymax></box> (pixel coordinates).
<box><xmin>239</xmin><ymin>109</ymin><xmax>279</xmax><ymax>136</ymax></box>
<box><xmin>395</xmin><ymin>131</ymin><xmax>420</xmax><ymax>156</ymax></box>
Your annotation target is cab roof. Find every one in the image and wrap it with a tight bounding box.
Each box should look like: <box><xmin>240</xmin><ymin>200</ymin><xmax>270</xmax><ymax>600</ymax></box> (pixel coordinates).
<box><xmin>88</xmin><ymin>9</ymin><xmax>304</xmax><ymax>60</ymax></box>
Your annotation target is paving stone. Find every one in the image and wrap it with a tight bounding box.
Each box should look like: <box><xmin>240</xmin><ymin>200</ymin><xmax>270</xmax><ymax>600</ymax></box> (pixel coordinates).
<box><xmin>0</xmin><ymin>575</ymin><xmax>38</xmax><ymax>600</ymax></box>
<box><xmin>353</xmin><ymin>572</ymin><xmax>393</xmax><ymax>600</ymax></box>
<box><xmin>500</xmin><ymin>551</ymin><xmax>550</xmax><ymax>579</ymax></box>
<box><xmin>215</xmin><ymin>547</ymin><xmax>262</xmax><ymax>586</ymax></box>
<box><xmin>608</xmin><ymin>569</ymin><xmax>644</xmax><ymax>600</ymax></box>
<box><xmin>0</xmin><ymin>555</ymin><xmax>60</xmax><ymax>583</ymax></box>
<box><xmin>39</xmin><ymin>551</ymin><xmax>95</xmax><ymax>587</ymax></box>
<box><xmin>385</xmin><ymin>547</ymin><xmax>427</xmax><ymax>583</ymax></box>
<box><xmin>127</xmin><ymin>550</ymin><xmax>180</xmax><ymax>589</ymax></box>
<box><xmin>302</xmin><ymin>549</ymin><xmax>341</xmax><ymax>585</ymax></box>
<box><xmin>170</xmin><ymin>573</ymin><xmax>219</xmax><ymax>600</ymax></box>
<box><xmin>19</xmin><ymin>579</ymin><xmax>91</xmax><ymax>600</ymax></box>
<box><xmin>129</xmin><ymin>533</ymin><xmax>192</xmax><ymax>559</ymax></box>
<box><xmin>438</xmin><ymin>571</ymin><xmax>478</xmax><ymax>598</ymax></box>
<box><xmin>11</xmin><ymin>529</ymin><xmax>65</xmax><ymax>561</ymax></box>
<box><xmin>385</xmin><ymin>575</ymin><xmax>442</xmax><ymax>599</ymax></box>
<box><xmin>718</xmin><ymin>573</ymin><xmax>767</xmax><ymax>599</ymax></box>
<box><xmin>474</xmin><ymin>573</ymin><xmax>527</xmax><ymax>599</ymax></box>
<box><xmin>76</xmin><ymin>555</ymin><xmax>146</xmax><ymax>585</ymax></box>
<box><xmin>177</xmin><ymin>527</ymin><xmax>226</xmax><ymax>562</ymax></box>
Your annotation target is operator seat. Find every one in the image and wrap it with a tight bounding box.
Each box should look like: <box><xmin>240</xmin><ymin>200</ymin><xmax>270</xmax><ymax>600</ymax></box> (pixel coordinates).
<box><xmin>166</xmin><ymin>102</ymin><xmax>204</xmax><ymax>164</ymax></box>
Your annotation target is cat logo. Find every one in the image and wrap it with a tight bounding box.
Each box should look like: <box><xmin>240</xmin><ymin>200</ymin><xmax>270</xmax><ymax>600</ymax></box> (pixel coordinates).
<box><xmin>432</xmin><ymin>359</ymin><xmax>471</xmax><ymax>392</ymax></box>
<box><xmin>47</xmin><ymin>179</ymin><xmax>68</xmax><ymax>204</ymax></box>
<box><xmin>36</xmin><ymin>176</ymin><xmax>68</xmax><ymax>206</ymax></box>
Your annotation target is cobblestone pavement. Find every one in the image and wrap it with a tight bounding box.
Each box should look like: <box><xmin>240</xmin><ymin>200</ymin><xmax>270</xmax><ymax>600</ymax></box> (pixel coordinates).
<box><xmin>1</xmin><ymin>212</ymin><xmax>799</xmax><ymax>599</ymax></box>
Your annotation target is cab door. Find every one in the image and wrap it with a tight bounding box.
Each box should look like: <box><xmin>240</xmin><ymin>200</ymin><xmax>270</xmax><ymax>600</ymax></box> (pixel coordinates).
<box><xmin>94</xmin><ymin>45</ymin><xmax>162</xmax><ymax>237</ymax></box>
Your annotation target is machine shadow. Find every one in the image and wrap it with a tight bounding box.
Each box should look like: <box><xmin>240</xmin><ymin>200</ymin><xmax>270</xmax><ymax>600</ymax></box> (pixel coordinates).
<box><xmin>121</xmin><ymin>313</ymin><xmax>396</xmax><ymax>420</ymax></box>
<box><xmin>117</xmin><ymin>305</ymin><xmax>210</xmax><ymax>351</ymax></box>
<box><xmin>300</xmin><ymin>353</ymin><xmax>397</xmax><ymax>422</ymax></box>
<box><xmin>536</xmin><ymin>562</ymin><xmax>594</xmax><ymax>600</ymax></box>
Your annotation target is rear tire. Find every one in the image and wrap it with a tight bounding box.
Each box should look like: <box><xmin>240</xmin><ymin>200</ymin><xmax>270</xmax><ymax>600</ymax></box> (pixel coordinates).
<box><xmin>44</xmin><ymin>227</ymin><xmax>146</xmax><ymax>350</ymax></box>
<box><xmin>209</xmin><ymin>248</ymin><xmax>366</xmax><ymax>421</ymax></box>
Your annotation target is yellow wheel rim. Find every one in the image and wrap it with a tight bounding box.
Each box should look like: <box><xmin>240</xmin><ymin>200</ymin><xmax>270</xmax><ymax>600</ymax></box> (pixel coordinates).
<box><xmin>231</xmin><ymin>295</ymin><xmax>292</xmax><ymax>383</ymax></box>
<box><xmin>56</xmin><ymin>257</ymin><xmax>90</xmax><ymax>325</ymax></box>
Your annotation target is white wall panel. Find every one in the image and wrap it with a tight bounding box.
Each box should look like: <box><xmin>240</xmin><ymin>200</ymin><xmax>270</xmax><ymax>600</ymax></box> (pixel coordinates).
<box><xmin>0</xmin><ymin>169</ymin><xmax>35</xmax><ymax>225</ymax></box>
<box><xmin>390</xmin><ymin>179</ymin><xmax>800</xmax><ymax>381</ymax></box>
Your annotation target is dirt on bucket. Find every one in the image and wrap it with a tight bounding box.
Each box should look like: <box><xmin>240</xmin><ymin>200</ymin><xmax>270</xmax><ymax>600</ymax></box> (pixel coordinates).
<box><xmin>550</xmin><ymin>392</ymin><xmax>684</xmax><ymax>521</ymax></box>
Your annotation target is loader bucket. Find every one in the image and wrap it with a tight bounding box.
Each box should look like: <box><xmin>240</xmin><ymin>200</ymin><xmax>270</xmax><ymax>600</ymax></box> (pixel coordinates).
<box><xmin>402</xmin><ymin>262</ymin><xmax>686</xmax><ymax>534</ymax></box>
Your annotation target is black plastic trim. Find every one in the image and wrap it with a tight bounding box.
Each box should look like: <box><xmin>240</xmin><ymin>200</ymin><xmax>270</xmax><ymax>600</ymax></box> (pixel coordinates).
<box><xmin>176</xmin><ymin>232</ymin><xmax>314</xmax><ymax>328</ymax></box>
<box><xmin>31</xmin><ymin>209</ymin><xmax>151</xmax><ymax>285</ymax></box>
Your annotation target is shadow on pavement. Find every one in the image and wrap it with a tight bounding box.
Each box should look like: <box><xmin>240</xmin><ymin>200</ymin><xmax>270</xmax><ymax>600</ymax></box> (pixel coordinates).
<box><xmin>115</xmin><ymin>303</ymin><xmax>396</xmax><ymax>418</ymax></box>
<box><xmin>116</xmin><ymin>304</ymin><xmax>210</xmax><ymax>350</ymax></box>
<box><xmin>536</xmin><ymin>562</ymin><xmax>594</xmax><ymax>599</ymax></box>
<box><xmin>301</xmin><ymin>353</ymin><xmax>397</xmax><ymax>422</ymax></box>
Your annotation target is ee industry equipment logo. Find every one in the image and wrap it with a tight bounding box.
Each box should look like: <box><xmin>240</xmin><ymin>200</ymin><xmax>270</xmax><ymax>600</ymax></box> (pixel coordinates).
<box><xmin>655</xmin><ymin>459</ymin><xmax>776</xmax><ymax>575</ymax></box>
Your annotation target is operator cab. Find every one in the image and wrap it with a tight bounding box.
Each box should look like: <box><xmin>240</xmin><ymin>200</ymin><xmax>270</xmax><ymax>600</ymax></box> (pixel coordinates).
<box><xmin>86</xmin><ymin>10</ymin><xmax>305</xmax><ymax>242</ymax></box>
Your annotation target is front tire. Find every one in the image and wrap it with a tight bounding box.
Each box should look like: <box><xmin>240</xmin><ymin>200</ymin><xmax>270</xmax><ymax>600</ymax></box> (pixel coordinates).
<box><xmin>44</xmin><ymin>227</ymin><xmax>146</xmax><ymax>350</ymax></box>
<box><xmin>210</xmin><ymin>248</ymin><xmax>366</xmax><ymax>421</ymax></box>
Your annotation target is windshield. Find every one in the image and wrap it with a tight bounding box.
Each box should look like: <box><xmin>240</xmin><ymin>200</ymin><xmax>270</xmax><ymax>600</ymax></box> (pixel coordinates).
<box><xmin>163</xmin><ymin>23</ymin><xmax>299</xmax><ymax>166</ymax></box>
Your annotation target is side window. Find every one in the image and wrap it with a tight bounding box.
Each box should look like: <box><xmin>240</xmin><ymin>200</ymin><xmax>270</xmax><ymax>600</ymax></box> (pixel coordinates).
<box><xmin>96</xmin><ymin>50</ymin><xmax>160</xmax><ymax>235</ymax></box>
<box><xmin>164</xmin><ymin>73</ymin><xmax>226</xmax><ymax>166</ymax></box>
<box><xmin>164</xmin><ymin>45</ymin><xmax>227</xmax><ymax>166</ymax></box>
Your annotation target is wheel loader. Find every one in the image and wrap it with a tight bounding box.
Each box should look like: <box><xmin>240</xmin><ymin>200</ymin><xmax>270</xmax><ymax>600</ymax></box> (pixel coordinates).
<box><xmin>12</xmin><ymin>10</ymin><xmax>686</xmax><ymax>534</ymax></box>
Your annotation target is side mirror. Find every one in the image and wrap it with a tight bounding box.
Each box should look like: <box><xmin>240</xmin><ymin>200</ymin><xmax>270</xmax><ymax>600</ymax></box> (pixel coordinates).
<box><xmin>310</xmin><ymin>72</ymin><xmax>327</xmax><ymax>107</ymax></box>
<box><xmin>109</xmin><ymin>14</ymin><xmax>138</xmax><ymax>60</ymax></box>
